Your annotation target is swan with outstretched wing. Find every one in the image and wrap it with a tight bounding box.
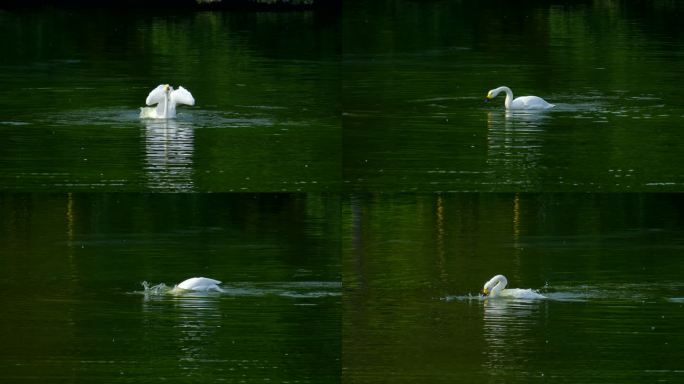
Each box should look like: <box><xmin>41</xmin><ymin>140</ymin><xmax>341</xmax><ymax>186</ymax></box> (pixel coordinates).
<box><xmin>140</xmin><ymin>84</ymin><xmax>195</xmax><ymax>119</ymax></box>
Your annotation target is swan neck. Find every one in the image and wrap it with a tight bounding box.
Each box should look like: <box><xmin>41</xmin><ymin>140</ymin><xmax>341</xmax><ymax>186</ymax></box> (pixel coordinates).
<box><xmin>163</xmin><ymin>93</ymin><xmax>168</xmax><ymax>118</ymax></box>
<box><xmin>490</xmin><ymin>275</ymin><xmax>508</xmax><ymax>296</ymax></box>
<box><xmin>500</xmin><ymin>87</ymin><xmax>513</xmax><ymax>109</ymax></box>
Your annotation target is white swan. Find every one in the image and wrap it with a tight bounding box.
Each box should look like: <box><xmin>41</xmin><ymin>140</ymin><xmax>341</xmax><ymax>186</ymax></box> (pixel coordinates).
<box><xmin>171</xmin><ymin>277</ymin><xmax>223</xmax><ymax>293</ymax></box>
<box><xmin>485</xmin><ymin>86</ymin><xmax>554</xmax><ymax>110</ymax></box>
<box><xmin>482</xmin><ymin>274</ymin><xmax>546</xmax><ymax>299</ymax></box>
<box><xmin>140</xmin><ymin>84</ymin><xmax>195</xmax><ymax>119</ymax></box>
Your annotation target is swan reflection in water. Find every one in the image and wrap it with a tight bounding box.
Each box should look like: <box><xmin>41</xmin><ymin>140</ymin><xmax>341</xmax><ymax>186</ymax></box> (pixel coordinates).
<box><xmin>142</xmin><ymin>283</ymin><xmax>222</xmax><ymax>375</ymax></box>
<box><xmin>143</xmin><ymin>118</ymin><xmax>195</xmax><ymax>191</ymax></box>
<box><xmin>482</xmin><ymin>291</ymin><xmax>547</xmax><ymax>380</ymax></box>
<box><xmin>486</xmin><ymin>111</ymin><xmax>550</xmax><ymax>187</ymax></box>
<box><xmin>174</xmin><ymin>293</ymin><xmax>222</xmax><ymax>371</ymax></box>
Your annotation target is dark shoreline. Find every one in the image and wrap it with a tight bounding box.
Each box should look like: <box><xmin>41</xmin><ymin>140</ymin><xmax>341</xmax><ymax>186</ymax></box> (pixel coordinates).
<box><xmin>0</xmin><ymin>0</ymin><xmax>341</xmax><ymax>11</ymax></box>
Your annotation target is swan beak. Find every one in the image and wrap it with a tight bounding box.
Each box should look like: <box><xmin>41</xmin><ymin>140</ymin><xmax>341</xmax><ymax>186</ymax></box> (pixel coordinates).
<box><xmin>482</xmin><ymin>288</ymin><xmax>489</xmax><ymax>297</ymax></box>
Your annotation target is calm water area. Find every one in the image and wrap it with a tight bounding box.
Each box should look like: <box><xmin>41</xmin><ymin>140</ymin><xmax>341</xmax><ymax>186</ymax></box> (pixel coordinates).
<box><xmin>1</xmin><ymin>1</ymin><xmax>684</xmax><ymax>383</ymax></box>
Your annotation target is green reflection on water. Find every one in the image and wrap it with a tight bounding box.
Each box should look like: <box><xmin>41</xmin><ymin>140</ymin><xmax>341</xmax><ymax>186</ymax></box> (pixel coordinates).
<box><xmin>3</xmin><ymin>0</ymin><xmax>684</xmax><ymax>382</ymax></box>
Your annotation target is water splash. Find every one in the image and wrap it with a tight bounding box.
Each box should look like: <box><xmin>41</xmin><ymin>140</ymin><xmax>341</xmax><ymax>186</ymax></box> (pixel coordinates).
<box><xmin>138</xmin><ymin>280</ymin><xmax>341</xmax><ymax>299</ymax></box>
<box><xmin>141</xmin><ymin>281</ymin><xmax>171</xmax><ymax>295</ymax></box>
<box><xmin>444</xmin><ymin>282</ymin><xmax>684</xmax><ymax>303</ymax></box>
<box><xmin>442</xmin><ymin>293</ymin><xmax>486</xmax><ymax>302</ymax></box>
<box><xmin>34</xmin><ymin>107</ymin><xmax>275</xmax><ymax>129</ymax></box>
<box><xmin>443</xmin><ymin>290</ymin><xmax>546</xmax><ymax>302</ymax></box>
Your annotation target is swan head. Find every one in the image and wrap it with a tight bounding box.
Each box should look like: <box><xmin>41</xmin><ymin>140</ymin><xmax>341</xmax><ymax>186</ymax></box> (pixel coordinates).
<box><xmin>482</xmin><ymin>274</ymin><xmax>508</xmax><ymax>297</ymax></box>
<box><xmin>484</xmin><ymin>88</ymin><xmax>501</xmax><ymax>102</ymax></box>
<box><xmin>164</xmin><ymin>84</ymin><xmax>172</xmax><ymax>93</ymax></box>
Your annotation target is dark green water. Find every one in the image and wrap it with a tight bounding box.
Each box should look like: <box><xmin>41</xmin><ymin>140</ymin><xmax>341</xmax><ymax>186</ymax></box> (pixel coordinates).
<box><xmin>0</xmin><ymin>193</ymin><xmax>341</xmax><ymax>383</ymax></box>
<box><xmin>2</xmin><ymin>1</ymin><xmax>684</xmax><ymax>383</ymax></box>
<box><xmin>344</xmin><ymin>194</ymin><xmax>684</xmax><ymax>383</ymax></box>
<box><xmin>344</xmin><ymin>0</ymin><xmax>684</xmax><ymax>192</ymax></box>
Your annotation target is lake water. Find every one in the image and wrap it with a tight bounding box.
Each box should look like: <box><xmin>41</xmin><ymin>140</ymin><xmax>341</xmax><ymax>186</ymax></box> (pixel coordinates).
<box><xmin>343</xmin><ymin>0</ymin><xmax>684</xmax><ymax>192</ymax></box>
<box><xmin>2</xmin><ymin>1</ymin><xmax>684</xmax><ymax>383</ymax></box>
<box><xmin>343</xmin><ymin>193</ymin><xmax>684</xmax><ymax>383</ymax></box>
<box><xmin>0</xmin><ymin>193</ymin><xmax>341</xmax><ymax>383</ymax></box>
<box><xmin>0</xmin><ymin>8</ymin><xmax>340</xmax><ymax>192</ymax></box>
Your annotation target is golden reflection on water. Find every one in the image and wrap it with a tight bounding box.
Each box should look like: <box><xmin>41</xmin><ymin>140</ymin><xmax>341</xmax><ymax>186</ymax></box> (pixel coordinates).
<box><xmin>66</xmin><ymin>192</ymin><xmax>74</xmax><ymax>243</ymax></box>
<box><xmin>513</xmin><ymin>192</ymin><xmax>521</xmax><ymax>250</ymax></box>
<box><xmin>435</xmin><ymin>195</ymin><xmax>447</xmax><ymax>284</ymax></box>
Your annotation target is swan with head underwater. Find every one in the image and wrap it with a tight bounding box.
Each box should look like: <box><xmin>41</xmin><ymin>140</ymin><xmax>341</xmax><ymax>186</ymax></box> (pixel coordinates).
<box><xmin>170</xmin><ymin>277</ymin><xmax>223</xmax><ymax>294</ymax></box>
<box><xmin>140</xmin><ymin>84</ymin><xmax>195</xmax><ymax>119</ymax></box>
<box><xmin>481</xmin><ymin>274</ymin><xmax>546</xmax><ymax>299</ymax></box>
<box><xmin>485</xmin><ymin>86</ymin><xmax>554</xmax><ymax>110</ymax></box>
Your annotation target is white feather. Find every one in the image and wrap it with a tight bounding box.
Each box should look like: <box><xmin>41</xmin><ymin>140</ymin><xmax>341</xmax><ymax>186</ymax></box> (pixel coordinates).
<box><xmin>145</xmin><ymin>84</ymin><xmax>167</xmax><ymax>106</ymax></box>
<box><xmin>174</xmin><ymin>277</ymin><xmax>222</xmax><ymax>292</ymax></box>
<box><xmin>140</xmin><ymin>84</ymin><xmax>195</xmax><ymax>119</ymax></box>
<box><xmin>482</xmin><ymin>274</ymin><xmax>546</xmax><ymax>299</ymax></box>
<box><xmin>171</xmin><ymin>86</ymin><xmax>195</xmax><ymax>106</ymax></box>
<box><xmin>485</xmin><ymin>86</ymin><xmax>554</xmax><ymax>110</ymax></box>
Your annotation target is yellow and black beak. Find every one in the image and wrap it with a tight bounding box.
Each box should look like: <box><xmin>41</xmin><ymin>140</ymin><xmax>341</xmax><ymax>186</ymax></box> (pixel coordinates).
<box><xmin>484</xmin><ymin>94</ymin><xmax>493</xmax><ymax>103</ymax></box>
<box><xmin>482</xmin><ymin>288</ymin><xmax>490</xmax><ymax>297</ymax></box>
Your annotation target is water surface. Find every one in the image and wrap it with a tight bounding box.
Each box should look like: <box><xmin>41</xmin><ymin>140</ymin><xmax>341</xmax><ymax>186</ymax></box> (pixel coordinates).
<box><xmin>343</xmin><ymin>0</ymin><xmax>684</xmax><ymax>191</ymax></box>
<box><xmin>0</xmin><ymin>9</ymin><xmax>340</xmax><ymax>192</ymax></box>
<box><xmin>343</xmin><ymin>193</ymin><xmax>684</xmax><ymax>383</ymax></box>
<box><xmin>0</xmin><ymin>193</ymin><xmax>341</xmax><ymax>383</ymax></box>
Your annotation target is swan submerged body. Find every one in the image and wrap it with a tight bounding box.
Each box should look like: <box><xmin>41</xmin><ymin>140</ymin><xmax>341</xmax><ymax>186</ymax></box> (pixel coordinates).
<box><xmin>485</xmin><ymin>86</ymin><xmax>554</xmax><ymax>110</ymax></box>
<box><xmin>482</xmin><ymin>274</ymin><xmax>546</xmax><ymax>299</ymax></box>
<box><xmin>172</xmin><ymin>277</ymin><xmax>223</xmax><ymax>293</ymax></box>
<box><xmin>140</xmin><ymin>84</ymin><xmax>195</xmax><ymax>119</ymax></box>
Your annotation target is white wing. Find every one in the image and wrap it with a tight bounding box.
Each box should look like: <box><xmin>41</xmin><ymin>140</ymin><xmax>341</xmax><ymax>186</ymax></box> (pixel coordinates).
<box><xmin>145</xmin><ymin>84</ymin><xmax>166</xmax><ymax>106</ymax></box>
<box><xmin>514</xmin><ymin>96</ymin><xmax>554</xmax><ymax>110</ymax></box>
<box><xmin>499</xmin><ymin>288</ymin><xmax>546</xmax><ymax>299</ymax></box>
<box><xmin>171</xmin><ymin>86</ymin><xmax>195</xmax><ymax>106</ymax></box>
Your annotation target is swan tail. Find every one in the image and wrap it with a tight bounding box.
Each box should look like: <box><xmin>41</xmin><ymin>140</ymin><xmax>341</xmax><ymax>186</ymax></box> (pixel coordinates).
<box><xmin>140</xmin><ymin>107</ymin><xmax>158</xmax><ymax>119</ymax></box>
